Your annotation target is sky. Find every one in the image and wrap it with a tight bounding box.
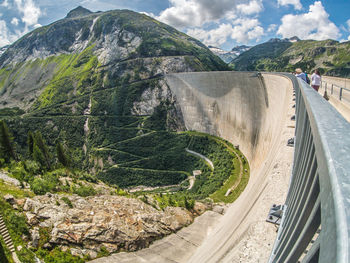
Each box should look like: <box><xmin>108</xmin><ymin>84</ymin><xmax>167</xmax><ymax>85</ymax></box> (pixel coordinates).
<box><xmin>0</xmin><ymin>0</ymin><xmax>349</xmax><ymax>51</ymax></box>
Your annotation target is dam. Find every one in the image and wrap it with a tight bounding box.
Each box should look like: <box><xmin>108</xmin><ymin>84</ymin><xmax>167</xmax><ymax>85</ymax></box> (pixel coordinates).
<box><xmin>91</xmin><ymin>72</ymin><xmax>350</xmax><ymax>263</ymax></box>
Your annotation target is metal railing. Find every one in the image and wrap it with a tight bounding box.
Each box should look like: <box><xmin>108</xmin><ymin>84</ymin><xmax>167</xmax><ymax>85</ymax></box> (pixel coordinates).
<box><xmin>320</xmin><ymin>81</ymin><xmax>350</xmax><ymax>104</ymax></box>
<box><xmin>268</xmin><ymin>75</ymin><xmax>350</xmax><ymax>263</ymax></box>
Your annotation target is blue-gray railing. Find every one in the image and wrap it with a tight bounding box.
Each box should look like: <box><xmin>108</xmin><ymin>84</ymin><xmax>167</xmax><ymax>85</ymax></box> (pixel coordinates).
<box><xmin>321</xmin><ymin>80</ymin><xmax>350</xmax><ymax>103</ymax></box>
<box><xmin>268</xmin><ymin>75</ymin><xmax>350</xmax><ymax>263</ymax></box>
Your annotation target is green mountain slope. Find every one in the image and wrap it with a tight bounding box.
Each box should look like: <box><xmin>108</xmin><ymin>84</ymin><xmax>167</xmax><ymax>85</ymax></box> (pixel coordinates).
<box><xmin>0</xmin><ymin>7</ymin><xmax>230</xmax><ymax>188</ymax></box>
<box><xmin>232</xmin><ymin>39</ymin><xmax>350</xmax><ymax>77</ymax></box>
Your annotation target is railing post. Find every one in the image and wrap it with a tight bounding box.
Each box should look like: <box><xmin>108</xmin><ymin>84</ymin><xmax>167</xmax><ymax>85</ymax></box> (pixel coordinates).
<box><xmin>340</xmin><ymin>88</ymin><xmax>343</xmax><ymax>101</ymax></box>
<box><xmin>331</xmin><ymin>84</ymin><xmax>333</xmax><ymax>95</ymax></box>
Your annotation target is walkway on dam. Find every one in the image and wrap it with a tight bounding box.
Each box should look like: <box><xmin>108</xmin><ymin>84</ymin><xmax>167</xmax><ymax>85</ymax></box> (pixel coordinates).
<box><xmin>90</xmin><ymin>72</ymin><xmax>295</xmax><ymax>263</ymax></box>
<box><xmin>319</xmin><ymin>76</ymin><xmax>350</xmax><ymax>122</ymax></box>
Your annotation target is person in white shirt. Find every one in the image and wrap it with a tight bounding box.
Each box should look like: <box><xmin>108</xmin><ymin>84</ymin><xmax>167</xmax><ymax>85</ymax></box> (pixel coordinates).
<box><xmin>311</xmin><ymin>69</ymin><xmax>321</xmax><ymax>92</ymax></box>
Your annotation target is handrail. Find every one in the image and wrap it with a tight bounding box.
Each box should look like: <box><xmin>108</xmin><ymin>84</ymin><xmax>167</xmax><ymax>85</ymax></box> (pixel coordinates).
<box><xmin>269</xmin><ymin>74</ymin><xmax>350</xmax><ymax>262</ymax></box>
<box><xmin>321</xmin><ymin>80</ymin><xmax>350</xmax><ymax>101</ymax></box>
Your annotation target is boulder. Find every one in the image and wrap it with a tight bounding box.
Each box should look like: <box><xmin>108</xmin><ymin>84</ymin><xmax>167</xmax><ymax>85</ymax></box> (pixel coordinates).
<box><xmin>24</xmin><ymin>194</ymin><xmax>196</xmax><ymax>258</ymax></box>
<box><xmin>30</xmin><ymin>227</ymin><xmax>40</xmax><ymax>248</ymax></box>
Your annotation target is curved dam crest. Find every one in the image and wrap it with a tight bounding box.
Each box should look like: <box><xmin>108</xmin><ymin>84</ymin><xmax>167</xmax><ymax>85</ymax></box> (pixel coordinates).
<box><xmin>91</xmin><ymin>71</ymin><xmax>294</xmax><ymax>262</ymax></box>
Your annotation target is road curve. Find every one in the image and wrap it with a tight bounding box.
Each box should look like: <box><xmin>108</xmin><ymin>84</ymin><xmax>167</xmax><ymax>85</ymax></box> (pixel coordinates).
<box><xmin>185</xmin><ymin>148</ymin><xmax>214</xmax><ymax>169</ymax></box>
<box><xmin>90</xmin><ymin>72</ymin><xmax>295</xmax><ymax>262</ymax></box>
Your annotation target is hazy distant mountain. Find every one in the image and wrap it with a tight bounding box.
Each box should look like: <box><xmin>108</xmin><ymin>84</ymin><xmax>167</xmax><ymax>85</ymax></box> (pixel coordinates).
<box><xmin>209</xmin><ymin>45</ymin><xmax>251</xmax><ymax>63</ymax></box>
<box><xmin>231</xmin><ymin>45</ymin><xmax>251</xmax><ymax>53</ymax></box>
<box><xmin>267</xmin><ymin>36</ymin><xmax>300</xmax><ymax>43</ymax></box>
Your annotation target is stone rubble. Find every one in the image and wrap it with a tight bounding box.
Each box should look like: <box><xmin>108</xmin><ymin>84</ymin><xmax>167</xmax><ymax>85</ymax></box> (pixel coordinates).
<box><xmin>13</xmin><ymin>193</ymin><xmax>200</xmax><ymax>259</ymax></box>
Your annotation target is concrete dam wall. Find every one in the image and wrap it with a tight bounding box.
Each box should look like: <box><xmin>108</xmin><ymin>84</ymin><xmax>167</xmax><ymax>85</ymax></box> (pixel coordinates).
<box><xmin>166</xmin><ymin>71</ymin><xmax>294</xmax><ymax>262</ymax></box>
<box><xmin>92</xmin><ymin>71</ymin><xmax>295</xmax><ymax>262</ymax></box>
<box><xmin>166</xmin><ymin>72</ymin><xmax>292</xmax><ymax>173</ymax></box>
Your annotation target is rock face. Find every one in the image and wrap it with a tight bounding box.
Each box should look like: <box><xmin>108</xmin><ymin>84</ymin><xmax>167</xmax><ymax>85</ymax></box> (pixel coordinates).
<box><xmin>22</xmin><ymin>194</ymin><xmax>193</xmax><ymax>258</ymax></box>
<box><xmin>132</xmin><ymin>79</ymin><xmax>186</xmax><ymax>131</ymax></box>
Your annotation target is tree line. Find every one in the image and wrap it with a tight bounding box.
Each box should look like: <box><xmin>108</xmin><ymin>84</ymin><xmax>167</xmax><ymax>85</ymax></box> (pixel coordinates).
<box><xmin>0</xmin><ymin>120</ymin><xmax>71</xmax><ymax>170</ymax></box>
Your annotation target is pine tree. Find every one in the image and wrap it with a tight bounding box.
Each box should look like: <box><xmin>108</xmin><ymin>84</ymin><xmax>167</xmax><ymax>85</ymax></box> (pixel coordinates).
<box><xmin>33</xmin><ymin>131</ymin><xmax>51</xmax><ymax>169</ymax></box>
<box><xmin>56</xmin><ymin>142</ymin><xmax>70</xmax><ymax>167</ymax></box>
<box><xmin>27</xmin><ymin>131</ymin><xmax>34</xmax><ymax>155</ymax></box>
<box><xmin>33</xmin><ymin>144</ymin><xmax>46</xmax><ymax>169</ymax></box>
<box><xmin>0</xmin><ymin>120</ymin><xmax>16</xmax><ymax>162</ymax></box>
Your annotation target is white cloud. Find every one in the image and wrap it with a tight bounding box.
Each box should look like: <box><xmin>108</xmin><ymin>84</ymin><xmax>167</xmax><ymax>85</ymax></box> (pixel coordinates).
<box><xmin>187</xmin><ymin>17</ymin><xmax>264</xmax><ymax>46</ymax></box>
<box><xmin>277</xmin><ymin>0</ymin><xmax>302</xmax><ymax>10</ymax></box>
<box><xmin>187</xmin><ymin>24</ymin><xmax>233</xmax><ymax>46</ymax></box>
<box><xmin>0</xmin><ymin>0</ymin><xmax>42</xmax><ymax>47</ymax></box>
<box><xmin>1</xmin><ymin>0</ymin><xmax>9</xmax><ymax>8</ymax></box>
<box><xmin>0</xmin><ymin>20</ymin><xmax>10</xmax><ymax>46</ymax></box>
<box><xmin>11</xmin><ymin>17</ymin><xmax>19</xmax><ymax>26</ymax></box>
<box><xmin>277</xmin><ymin>1</ymin><xmax>340</xmax><ymax>40</ymax></box>
<box><xmin>347</xmin><ymin>19</ymin><xmax>350</xmax><ymax>31</ymax></box>
<box><xmin>157</xmin><ymin>0</ymin><xmax>244</xmax><ymax>28</ymax></box>
<box><xmin>0</xmin><ymin>20</ymin><xmax>21</xmax><ymax>46</ymax></box>
<box><xmin>14</xmin><ymin>0</ymin><xmax>42</xmax><ymax>28</ymax></box>
<box><xmin>267</xmin><ymin>24</ymin><xmax>277</xmax><ymax>33</ymax></box>
<box><xmin>140</xmin><ymin>11</ymin><xmax>155</xmax><ymax>18</ymax></box>
<box><xmin>157</xmin><ymin>0</ymin><xmax>265</xmax><ymax>48</ymax></box>
<box><xmin>236</xmin><ymin>0</ymin><xmax>263</xmax><ymax>15</ymax></box>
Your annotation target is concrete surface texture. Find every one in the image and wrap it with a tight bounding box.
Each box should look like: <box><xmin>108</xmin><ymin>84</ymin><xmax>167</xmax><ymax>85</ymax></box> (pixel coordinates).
<box><xmin>322</xmin><ymin>75</ymin><xmax>350</xmax><ymax>90</ymax></box>
<box><xmin>319</xmin><ymin>77</ymin><xmax>350</xmax><ymax>122</ymax></box>
<box><xmin>91</xmin><ymin>71</ymin><xmax>294</xmax><ymax>262</ymax></box>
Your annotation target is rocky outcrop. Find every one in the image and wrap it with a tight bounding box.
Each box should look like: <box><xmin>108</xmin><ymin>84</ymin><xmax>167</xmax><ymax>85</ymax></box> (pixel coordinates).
<box><xmin>132</xmin><ymin>79</ymin><xmax>185</xmax><ymax>130</ymax></box>
<box><xmin>21</xmin><ymin>193</ymin><xmax>193</xmax><ymax>258</ymax></box>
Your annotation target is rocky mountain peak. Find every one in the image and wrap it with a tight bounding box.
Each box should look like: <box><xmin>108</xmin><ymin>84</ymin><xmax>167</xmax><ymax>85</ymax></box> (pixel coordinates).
<box><xmin>66</xmin><ymin>6</ymin><xmax>92</xmax><ymax>18</ymax></box>
<box><xmin>289</xmin><ymin>36</ymin><xmax>300</xmax><ymax>42</ymax></box>
<box><xmin>268</xmin><ymin>36</ymin><xmax>300</xmax><ymax>43</ymax></box>
<box><xmin>231</xmin><ymin>45</ymin><xmax>251</xmax><ymax>52</ymax></box>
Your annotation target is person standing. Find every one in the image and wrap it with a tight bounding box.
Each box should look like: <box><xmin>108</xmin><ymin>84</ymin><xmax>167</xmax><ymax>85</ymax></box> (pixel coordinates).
<box><xmin>311</xmin><ymin>69</ymin><xmax>321</xmax><ymax>92</ymax></box>
<box><xmin>295</xmin><ymin>68</ymin><xmax>307</xmax><ymax>82</ymax></box>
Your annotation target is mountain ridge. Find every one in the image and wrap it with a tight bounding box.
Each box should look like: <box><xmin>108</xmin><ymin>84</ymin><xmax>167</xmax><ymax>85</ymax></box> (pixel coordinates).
<box><xmin>231</xmin><ymin>38</ymin><xmax>350</xmax><ymax>76</ymax></box>
<box><xmin>209</xmin><ymin>45</ymin><xmax>250</xmax><ymax>63</ymax></box>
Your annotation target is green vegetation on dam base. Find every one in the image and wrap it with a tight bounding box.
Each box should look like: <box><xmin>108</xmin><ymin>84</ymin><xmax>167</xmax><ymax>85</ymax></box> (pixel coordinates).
<box><xmin>0</xmin><ymin>117</ymin><xmax>249</xmax><ymax>203</ymax></box>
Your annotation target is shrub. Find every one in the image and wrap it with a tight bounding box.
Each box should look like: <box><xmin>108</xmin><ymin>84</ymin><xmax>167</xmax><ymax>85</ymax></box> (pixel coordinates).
<box><xmin>36</xmin><ymin>247</ymin><xmax>85</xmax><ymax>263</ymax></box>
<box><xmin>10</xmin><ymin>163</ymin><xmax>27</xmax><ymax>182</ymax></box>
<box><xmin>24</xmin><ymin>160</ymin><xmax>41</xmax><ymax>176</ymax></box>
<box><xmin>97</xmin><ymin>246</ymin><xmax>110</xmax><ymax>257</ymax></box>
<box><xmin>31</xmin><ymin>178</ymin><xmax>51</xmax><ymax>195</ymax></box>
<box><xmin>61</xmin><ymin>197</ymin><xmax>73</xmax><ymax>208</ymax></box>
<box><xmin>73</xmin><ymin>184</ymin><xmax>96</xmax><ymax>197</ymax></box>
<box><xmin>77</xmin><ymin>172</ymin><xmax>97</xmax><ymax>183</ymax></box>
